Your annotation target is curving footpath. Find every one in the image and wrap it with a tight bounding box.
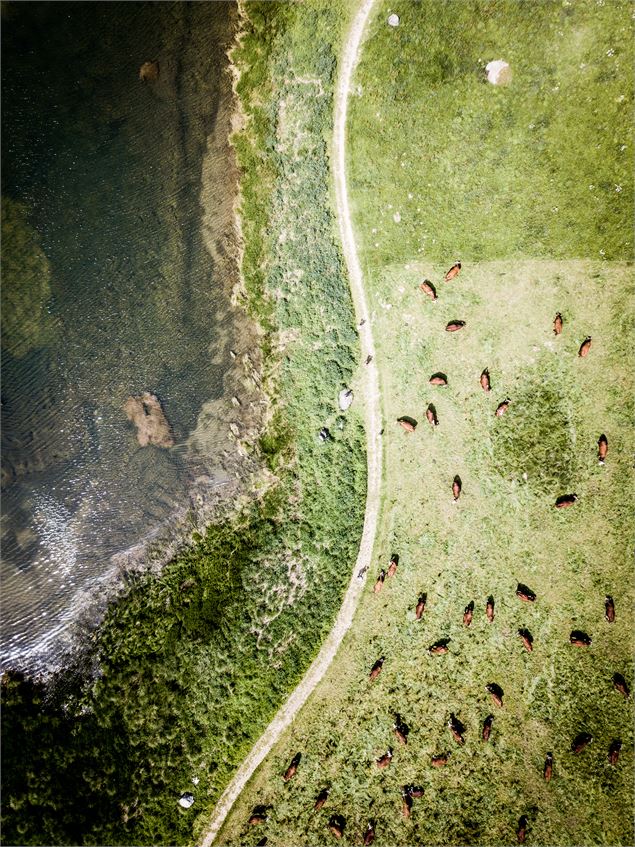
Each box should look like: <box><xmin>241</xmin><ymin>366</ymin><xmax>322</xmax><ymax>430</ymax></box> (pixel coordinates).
<box><xmin>199</xmin><ymin>1</ymin><xmax>379</xmax><ymax>843</ymax></box>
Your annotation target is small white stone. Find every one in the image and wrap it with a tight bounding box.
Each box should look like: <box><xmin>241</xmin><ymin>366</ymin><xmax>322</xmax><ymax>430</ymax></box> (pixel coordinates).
<box><xmin>179</xmin><ymin>793</ymin><xmax>195</xmax><ymax>809</ymax></box>
<box><xmin>387</xmin><ymin>13</ymin><xmax>400</xmax><ymax>27</ymax></box>
<box><xmin>393</xmin><ymin>211</ymin><xmax>401</xmax><ymax>223</ymax></box>
<box><xmin>486</xmin><ymin>59</ymin><xmax>512</xmax><ymax>86</ymax></box>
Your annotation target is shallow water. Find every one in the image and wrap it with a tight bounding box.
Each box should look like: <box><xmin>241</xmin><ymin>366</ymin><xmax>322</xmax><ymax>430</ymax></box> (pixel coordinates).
<box><xmin>1</xmin><ymin>1</ymin><xmax>243</xmax><ymax>672</ymax></box>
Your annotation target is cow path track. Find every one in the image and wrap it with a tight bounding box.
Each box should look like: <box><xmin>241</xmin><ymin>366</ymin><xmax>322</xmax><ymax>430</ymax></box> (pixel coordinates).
<box><xmin>198</xmin><ymin>1</ymin><xmax>380</xmax><ymax>844</ymax></box>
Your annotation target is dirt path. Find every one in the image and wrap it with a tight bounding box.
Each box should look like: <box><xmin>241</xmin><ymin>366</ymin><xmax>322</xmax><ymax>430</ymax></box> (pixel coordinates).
<box><xmin>198</xmin><ymin>2</ymin><xmax>379</xmax><ymax>843</ymax></box>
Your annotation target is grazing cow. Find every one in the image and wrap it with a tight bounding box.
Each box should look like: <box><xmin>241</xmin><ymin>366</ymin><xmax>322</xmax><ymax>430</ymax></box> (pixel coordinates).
<box><xmin>482</xmin><ymin>714</ymin><xmax>494</xmax><ymax>742</ymax></box>
<box><xmin>402</xmin><ymin>789</ymin><xmax>413</xmax><ymax>818</ymax></box>
<box><xmin>446</xmin><ymin>320</ymin><xmax>466</xmax><ymax>332</ymax></box>
<box><xmin>578</xmin><ymin>336</ymin><xmax>592</xmax><ymax>357</ymax></box>
<box><xmin>248</xmin><ymin>807</ymin><xmax>268</xmax><ymax>826</ymax></box>
<box><xmin>598</xmin><ymin>433</ymin><xmax>608</xmax><ymax>465</ymax></box>
<box><xmin>283</xmin><ymin>752</ymin><xmax>301</xmax><ymax>781</ymax></box>
<box><xmin>608</xmin><ymin>739</ymin><xmax>622</xmax><ymax>765</ymax></box>
<box><xmin>444</xmin><ymin>262</ymin><xmax>461</xmax><ymax>281</ymax></box>
<box><xmin>448</xmin><ymin>713</ymin><xmax>466</xmax><ymax>745</ymax></box>
<box><xmin>517</xmin><ymin>815</ymin><xmax>528</xmax><ymax>844</ymax></box>
<box><xmin>495</xmin><ymin>399</ymin><xmax>510</xmax><ymax>417</ymax></box>
<box><xmin>516</xmin><ymin>583</ymin><xmax>536</xmax><ymax>602</ymax></box>
<box><xmin>369</xmin><ymin>657</ymin><xmax>385</xmax><ymax>681</ymax></box>
<box><xmin>429</xmin><ymin>373</ymin><xmax>448</xmax><ymax>386</ymax></box>
<box><xmin>613</xmin><ymin>672</ymin><xmax>630</xmax><ymax>698</ymax></box>
<box><xmin>363</xmin><ymin>822</ymin><xmax>375</xmax><ymax>846</ymax></box>
<box><xmin>415</xmin><ymin>593</ymin><xmax>427</xmax><ymax>619</ymax></box>
<box><xmin>314</xmin><ymin>788</ymin><xmax>329</xmax><ymax>811</ymax></box>
<box><xmin>553</xmin><ymin>313</ymin><xmax>563</xmax><ymax>335</ymax></box>
<box><xmin>374</xmin><ymin>570</ymin><xmax>386</xmax><ymax>593</ymax></box>
<box><xmin>555</xmin><ymin>493</ymin><xmax>577</xmax><ymax>508</ymax></box>
<box><xmin>406</xmin><ymin>784</ymin><xmax>425</xmax><ymax>798</ymax></box>
<box><xmin>387</xmin><ymin>554</ymin><xmax>399</xmax><ymax>578</ymax></box>
<box><xmin>420</xmin><ymin>280</ymin><xmax>437</xmax><ymax>300</ymax></box>
<box><xmin>376</xmin><ymin>749</ymin><xmax>393</xmax><ymax>769</ymax></box>
<box><xmin>571</xmin><ymin>731</ymin><xmax>593</xmax><ymax>753</ymax></box>
<box><xmin>398</xmin><ymin>417</ymin><xmax>417</xmax><ymax>432</ymax></box>
<box><xmin>426</xmin><ymin>404</ymin><xmax>439</xmax><ymax>427</ymax></box>
<box><xmin>429</xmin><ymin>638</ymin><xmax>450</xmax><ymax>654</ymax></box>
<box><xmin>432</xmin><ymin>754</ymin><xmax>449</xmax><ymax>767</ymax></box>
<box><xmin>486</xmin><ymin>683</ymin><xmax>504</xmax><ymax>707</ymax></box>
<box><xmin>328</xmin><ymin>814</ymin><xmax>345</xmax><ymax>839</ymax></box>
<box><xmin>394</xmin><ymin>714</ymin><xmax>409</xmax><ymax>745</ymax></box>
<box><xmin>486</xmin><ymin>595</ymin><xmax>495</xmax><ymax>622</ymax></box>
<box><xmin>544</xmin><ymin>752</ymin><xmax>553</xmax><ymax>783</ymax></box>
<box><xmin>518</xmin><ymin>628</ymin><xmax>534</xmax><ymax>652</ymax></box>
<box><xmin>256</xmin><ymin>838</ymin><xmax>268</xmax><ymax>847</ymax></box>
<box><xmin>365</xmin><ymin>355</ymin><xmax>373</xmax><ymax>365</ymax></box>
<box><xmin>463</xmin><ymin>601</ymin><xmax>474</xmax><ymax>627</ymax></box>
<box><xmin>605</xmin><ymin>595</ymin><xmax>615</xmax><ymax>623</ymax></box>
<box><xmin>480</xmin><ymin>368</ymin><xmax>491</xmax><ymax>392</ymax></box>
<box><xmin>452</xmin><ymin>475</ymin><xmax>462</xmax><ymax>501</ymax></box>
<box><xmin>570</xmin><ymin>630</ymin><xmax>592</xmax><ymax>647</ymax></box>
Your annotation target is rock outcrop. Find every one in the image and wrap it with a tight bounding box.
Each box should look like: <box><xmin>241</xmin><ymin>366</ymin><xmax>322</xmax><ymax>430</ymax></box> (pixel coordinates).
<box><xmin>124</xmin><ymin>392</ymin><xmax>174</xmax><ymax>448</ymax></box>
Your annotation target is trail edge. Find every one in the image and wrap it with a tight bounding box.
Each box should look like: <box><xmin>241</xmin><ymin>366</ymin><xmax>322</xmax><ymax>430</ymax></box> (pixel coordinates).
<box><xmin>198</xmin><ymin>1</ymin><xmax>380</xmax><ymax>843</ymax></box>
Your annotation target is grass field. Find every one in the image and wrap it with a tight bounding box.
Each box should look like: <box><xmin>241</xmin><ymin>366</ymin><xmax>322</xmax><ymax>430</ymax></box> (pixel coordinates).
<box><xmin>216</xmin><ymin>1</ymin><xmax>634</xmax><ymax>845</ymax></box>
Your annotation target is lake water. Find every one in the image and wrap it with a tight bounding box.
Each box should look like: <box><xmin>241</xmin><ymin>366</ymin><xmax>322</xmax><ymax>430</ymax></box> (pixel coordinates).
<box><xmin>1</xmin><ymin>1</ymin><xmax>247</xmax><ymax>673</ymax></box>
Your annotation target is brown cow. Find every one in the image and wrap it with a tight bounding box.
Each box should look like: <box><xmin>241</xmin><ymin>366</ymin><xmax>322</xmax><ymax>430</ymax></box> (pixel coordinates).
<box><xmin>553</xmin><ymin>313</ymin><xmax>563</xmax><ymax>335</ymax></box>
<box><xmin>431</xmin><ymin>753</ymin><xmax>449</xmax><ymax>767</ymax></box>
<box><xmin>518</xmin><ymin>628</ymin><xmax>534</xmax><ymax>652</ymax></box>
<box><xmin>374</xmin><ymin>570</ymin><xmax>386</xmax><ymax>593</ymax></box>
<box><xmin>363</xmin><ymin>822</ymin><xmax>375</xmax><ymax>846</ymax></box>
<box><xmin>426</xmin><ymin>404</ymin><xmax>439</xmax><ymax>427</ymax></box>
<box><xmin>544</xmin><ymin>752</ymin><xmax>553</xmax><ymax>783</ymax></box>
<box><xmin>482</xmin><ymin>714</ymin><xmax>494</xmax><ymax>742</ymax></box>
<box><xmin>328</xmin><ymin>814</ymin><xmax>345</xmax><ymax>839</ymax></box>
<box><xmin>571</xmin><ymin>731</ymin><xmax>593</xmax><ymax>753</ymax></box>
<box><xmin>555</xmin><ymin>493</ymin><xmax>577</xmax><ymax>508</ymax></box>
<box><xmin>415</xmin><ymin>593</ymin><xmax>427</xmax><ymax>620</ymax></box>
<box><xmin>387</xmin><ymin>554</ymin><xmax>399</xmax><ymax>578</ymax></box>
<box><xmin>598</xmin><ymin>433</ymin><xmax>608</xmax><ymax>464</ymax></box>
<box><xmin>446</xmin><ymin>320</ymin><xmax>466</xmax><ymax>332</ymax></box>
<box><xmin>394</xmin><ymin>714</ymin><xmax>409</xmax><ymax>745</ymax></box>
<box><xmin>420</xmin><ymin>280</ymin><xmax>437</xmax><ymax>300</ymax></box>
<box><xmin>248</xmin><ymin>806</ymin><xmax>268</xmax><ymax>826</ymax></box>
<box><xmin>283</xmin><ymin>752</ymin><xmax>301</xmax><ymax>781</ymax></box>
<box><xmin>444</xmin><ymin>262</ymin><xmax>461</xmax><ymax>281</ymax></box>
<box><xmin>429</xmin><ymin>638</ymin><xmax>450</xmax><ymax>654</ymax></box>
<box><xmin>480</xmin><ymin>368</ymin><xmax>491</xmax><ymax>392</ymax></box>
<box><xmin>605</xmin><ymin>595</ymin><xmax>615</xmax><ymax>623</ymax></box>
<box><xmin>495</xmin><ymin>399</ymin><xmax>510</xmax><ymax>417</ymax></box>
<box><xmin>314</xmin><ymin>788</ymin><xmax>329</xmax><ymax>811</ymax></box>
<box><xmin>517</xmin><ymin>815</ymin><xmax>528</xmax><ymax>844</ymax></box>
<box><xmin>613</xmin><ymin>672</ymin><xmax>630</xmax><ymax>698</ymax></box>
<box><xmin>578</xmin><ymin>336</ymin><xmax>592</xmax><ymax>357</ymax></box>
<box><xmin>463</xmin><ymin>600</ymin><xmax>474</xmax><ymax>627</ymax></box>
<box><xmin>608</xmin><ymin>739</ymin><xmax>622</xmax><ymax>765</ymax></box>
<box><xmin>448</xmin><ymin>713</ymin><xmax>465</xmax><ymax>745</ymax></box>
<box><xmin>486</xmin><ymin>595</ymin><xmax>495</xmax><ymax>622</ymax></box>
<box><xmin>516</xmin><ymin>583</ymin><xmax>536</xmax><ymax>603</ymax></box>
<box><xmin>406</xmin><ymin>784</ymin><xmax>425</xmax><ymax>798</ymax></box>
<box><xmin>429</xmin><ymin>373</ymin><xmax>448</xmax><ymax>386</ymax></box>
<box><xmin>376</xmin><ymin>749</ymin><xmax>393</xmax><ymax>769</ymax></box>
<box><xmin>487</xmin><ymin>683</ymin><xmax>504</xmax><ymax>707</ymax></box>
<box><xmin>452</xmin><ymin>475</ymin><xmax>462</xmax><ymax>501</ymax></box>
<box><xmin>402</xmin><ymin>789</ymin><xmax>413</xmax><ymax>818</ymax></box>
<box><xmin>570</xmin><ymin>630</ymin><xmax>592</xmax><ymax>647</ymax></box>
<box><xmin>369</xmin><ymin>657</ymin><xmax>385</xmax><ymax>681</ymax></box>
<box><xmin>398</xmin><ymin>417</ymin><xmax>416</xmax><ymax>432</ymax></box>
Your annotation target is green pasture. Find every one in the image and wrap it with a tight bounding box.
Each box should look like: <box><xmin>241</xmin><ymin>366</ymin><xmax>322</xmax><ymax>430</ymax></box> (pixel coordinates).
<box><xmin>217</xmin><ymin>0</ymin><xmax>634</xmax><ymax>845</ymax></box>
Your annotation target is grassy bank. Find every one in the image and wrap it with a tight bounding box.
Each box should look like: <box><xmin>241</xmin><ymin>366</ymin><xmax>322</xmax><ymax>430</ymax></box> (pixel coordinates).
<box><xmin>216</xmin><ymin>1</ymin><xmax>634</xmax><ymax>845</ymax></box>
<box><xmin>1</xmin><ymin>2</ymin><xmax>366</xmax><ymax>845</ymax></box>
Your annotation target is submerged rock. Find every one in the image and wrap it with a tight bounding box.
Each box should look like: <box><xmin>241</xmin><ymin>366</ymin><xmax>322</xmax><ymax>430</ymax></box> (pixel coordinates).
<box><xmin>124</xmin><ymin>392</ymin><xmax>174</xmax><ymax>448</ymax></box>
<box><xmin>486</xmin><ymin>60</ymin><xmax>512</xmax><ymax>86</ymax></box>
<box><xmin>139</xmin><ymin>60</ymin><xmax>159</xmax><ymax>82</ymax></box>
<box><xmin>338</xmin><ymin>388</ymin><xmax>354</xmax><ymax>411</ymax></box>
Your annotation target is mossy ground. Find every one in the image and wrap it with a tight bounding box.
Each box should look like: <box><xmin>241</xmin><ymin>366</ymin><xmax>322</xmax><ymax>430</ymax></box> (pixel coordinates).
<box><xmin>216</xmin><ymin>0</ymin><xmax>634</xmax><ymax>844</ymax></box>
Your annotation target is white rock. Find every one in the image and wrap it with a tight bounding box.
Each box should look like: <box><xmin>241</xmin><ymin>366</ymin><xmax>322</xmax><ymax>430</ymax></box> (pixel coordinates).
<box><xmin>339</xmin><ymin>389</ymin><xmax>354</xmax><ymax>411</ymax></box>
<box><xmin>393</xmin><ymin>211</ymin><xmax>401</xmax><ymax>223</ymax></box>
<box><xmin>179</xmin><ymin>793</ymin><xmax>194</xmax><ymax>809</ymax></box>
<box><xmin>388</xmin><ymin>13</ymin><xmax>400</xmax><ymax>26</ymax></box>
<box><xmin>486</xmin><ymin>60</ymin><xmax>512</xmax><ymax>86</ymax></box>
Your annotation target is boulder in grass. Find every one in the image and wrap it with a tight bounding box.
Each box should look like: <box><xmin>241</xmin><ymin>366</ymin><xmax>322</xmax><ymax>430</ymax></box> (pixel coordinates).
<box><xmin>388</xmin><ymin>13</ymin><xmax>400</xmax><ymax>27</ymax></box>
<box><xmin>339</xmin><ymin>388</ymin><xmax>354</xmax><ymax>410</ymax></box>
<box><xmin>486</xmin><ymin>60</ymin><xmax>512</xmax><ymax>86</ymax></box>
<box><xmin>178</xmin><ymin>793</ymin><xmax>194</xmax><ymax>809</ymax></box>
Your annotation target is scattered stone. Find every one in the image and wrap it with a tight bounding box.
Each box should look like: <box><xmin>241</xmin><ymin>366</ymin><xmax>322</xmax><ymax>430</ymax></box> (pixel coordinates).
<box><xmin>486</xmin><ymin>60</ymin><xmax>512</xmax><ymax>86</ymax></box>
<box><xmin>178</xmin><ymin>793</ymin><xmax>194</xmax><ymax>809</ymax></box>
<box><xmin>388</xmin><ymin>13</ymin><xmax>400</xmax><ymax>27</ymax></box>
<box><xmin>231</xmin><ymin>395</ymin><xmax>241</xmax><ymax>407</ymax></box>
<box><xmin>393</xmin><ymin>211</ymin><xmax>401</xmax><ymax>223</ymax></box>
<box><xmin>124</xmin><ymin>392</ymin><xmax>174</xmax><ymax>448</ymax></box>
<box><xmin>139</xmin><ymin>61</ymin><xmax>159</xmax><ymax>83</ymax></box>
<box><xmin>339</xmin><ymin>389</ymin><xmax>354</xmax><ymax>411</ymax></box>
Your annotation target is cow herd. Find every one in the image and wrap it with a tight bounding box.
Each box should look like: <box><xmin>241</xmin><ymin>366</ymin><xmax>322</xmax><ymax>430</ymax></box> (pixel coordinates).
<box><xmin>245</xmin><ymin>264</ymin><xmax>626</xmax><ymax>845</ymax></box>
